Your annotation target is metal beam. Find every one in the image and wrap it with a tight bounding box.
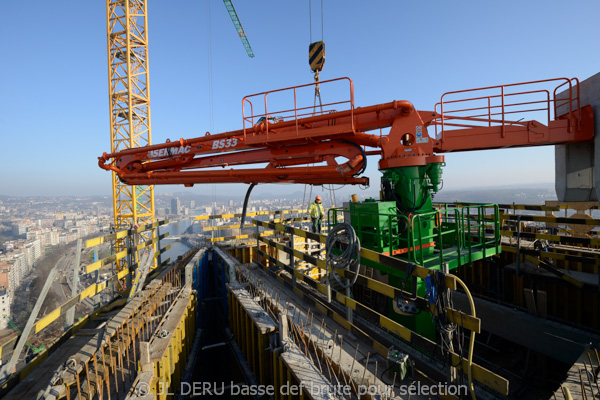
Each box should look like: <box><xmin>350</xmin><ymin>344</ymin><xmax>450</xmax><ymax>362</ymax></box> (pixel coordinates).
<box><xmin>66</xmin><ymin>239</ymin><xmax>82</xmax><ymax>328</ymax></box>
<box><xmin>128</xmin><ymin>248</ymin><xmax>155</xmax><ymax>301</ymax></box>
<box><xmin>0</xmin><ymin>267</ymin><xmax>57</xmax><ymax>380</ymax></box>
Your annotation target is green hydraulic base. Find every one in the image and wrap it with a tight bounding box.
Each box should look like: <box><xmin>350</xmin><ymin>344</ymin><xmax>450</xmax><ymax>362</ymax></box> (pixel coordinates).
<box><xmin>362</xmin><ymin>244</ymin><xmax>500</xmax><ymax>341</ymax></box>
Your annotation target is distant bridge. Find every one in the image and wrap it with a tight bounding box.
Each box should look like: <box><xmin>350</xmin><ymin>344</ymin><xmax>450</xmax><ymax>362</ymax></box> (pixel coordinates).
<box><xmin>162</xmin><ymin>234</ymin><xmax>204</xmax><ymax>248</ymax></box>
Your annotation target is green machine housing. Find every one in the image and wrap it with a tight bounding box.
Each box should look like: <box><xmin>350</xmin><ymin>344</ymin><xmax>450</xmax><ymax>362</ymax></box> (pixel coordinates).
<box><xmin>331</xmin><ymin>164</ymin><xmax>501</xmax><ymax>339</ymax></box>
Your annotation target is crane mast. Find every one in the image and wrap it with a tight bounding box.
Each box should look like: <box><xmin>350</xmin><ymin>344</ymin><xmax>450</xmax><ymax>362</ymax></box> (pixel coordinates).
<box><xmin>106</xmin><ymin>0</ymin><xmax>156</xmax><ymax>273</ymax></box>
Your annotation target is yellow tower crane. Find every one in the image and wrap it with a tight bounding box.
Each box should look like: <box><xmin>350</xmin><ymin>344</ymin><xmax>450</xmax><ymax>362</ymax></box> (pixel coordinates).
<box><xmin>104</xmin><ymin>0</ymin><xmax>251</xmax><ymax>279</ymax></box>
<box><xmin>105</xmin><ymin>0</ymin><xmax>156</xmax><ymax>274</ymax></box>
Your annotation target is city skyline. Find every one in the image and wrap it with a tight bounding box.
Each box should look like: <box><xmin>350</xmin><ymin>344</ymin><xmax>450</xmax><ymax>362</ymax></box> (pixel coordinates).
<box><xmin>0</xmin><ymin>182</ymin><xmax>567</xmax><ymax>333</ymax></box>
<box><xmin>0</xmin><ymin>180</ymin><xmax>558</xmax><ymax>201</ymax></box>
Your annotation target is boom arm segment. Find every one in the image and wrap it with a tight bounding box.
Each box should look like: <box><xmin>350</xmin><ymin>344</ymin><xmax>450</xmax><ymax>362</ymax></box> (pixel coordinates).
<box><xmin>98</xmin><ymin>77</ymin><xmax>593</xmax><ymax>187</ymax></box>
<box><xmin>431</xmin><ymin>77</ymin><xmax>594</xmax><ymax>153</ymax></box>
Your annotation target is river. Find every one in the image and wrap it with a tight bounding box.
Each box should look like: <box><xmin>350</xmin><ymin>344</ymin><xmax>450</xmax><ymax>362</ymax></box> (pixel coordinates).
<box><xmin>157</xmin><ymin>218</ymin><xmax>195</xmax><ymax>263</ymax></box>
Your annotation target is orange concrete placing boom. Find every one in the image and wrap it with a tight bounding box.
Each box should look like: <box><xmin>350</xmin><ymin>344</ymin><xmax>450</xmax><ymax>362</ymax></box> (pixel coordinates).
<box><xmin>99</xmin><ymin>77</ymin><xmax>593</xmax><ymax>188</ymax></box>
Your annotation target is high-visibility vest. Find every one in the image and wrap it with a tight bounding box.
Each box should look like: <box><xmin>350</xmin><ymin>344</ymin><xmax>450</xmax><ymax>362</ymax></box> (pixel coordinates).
<box><xmin>308</xmin><ymin>202</ymin><xmax>325</xmax><ymax>219</ymax></box>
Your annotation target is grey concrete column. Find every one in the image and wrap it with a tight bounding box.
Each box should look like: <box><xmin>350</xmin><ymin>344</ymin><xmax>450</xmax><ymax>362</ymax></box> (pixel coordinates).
<box><xmin>555</xmin><ymin>72</ymin><xmax>600</xmax><ymax>201</ymax></box>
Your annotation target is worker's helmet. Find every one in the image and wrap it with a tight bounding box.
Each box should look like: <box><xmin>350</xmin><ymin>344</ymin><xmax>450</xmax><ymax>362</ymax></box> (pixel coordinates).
<box><xmin>315</xmin><ymin>196</ymin><xmax>321</xmax><ymax>202</ymax></box>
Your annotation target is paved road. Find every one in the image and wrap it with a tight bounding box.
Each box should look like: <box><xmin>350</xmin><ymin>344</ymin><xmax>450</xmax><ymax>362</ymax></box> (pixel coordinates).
<box><xmin>46</xmin><ymin>248</ymin><xmax>96</xmax><ymax>321</ymax></box>
<box><xmin>51</xmin><ymin>254</ymin><xmax>71</xmax><ymax>306</ymax></box>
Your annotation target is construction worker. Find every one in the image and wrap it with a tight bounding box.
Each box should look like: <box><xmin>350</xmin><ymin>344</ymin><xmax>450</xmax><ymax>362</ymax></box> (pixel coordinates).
<box><xmin>308</xmin><ymin>195</ymin><xmax>325</xmax><ymax>233</ymax></box>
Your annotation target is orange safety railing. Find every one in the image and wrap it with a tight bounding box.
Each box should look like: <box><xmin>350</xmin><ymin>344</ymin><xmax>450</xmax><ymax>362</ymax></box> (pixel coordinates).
<box><xmin>242</xmin><ymin>77</ymin><xmax>355</xmax><ymax>137</ymax></box>
<box><xmin>433</xmin><ymin>78</ymin><xmax>581</xmax><ymax>138</ymax></box>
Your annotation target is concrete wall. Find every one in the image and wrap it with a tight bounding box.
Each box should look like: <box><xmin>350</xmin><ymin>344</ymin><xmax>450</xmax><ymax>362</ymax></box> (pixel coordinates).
<box><xmin>555</xmin><ymin>72</ymin><xmax>600</xmax><ymax>201</ymax></box>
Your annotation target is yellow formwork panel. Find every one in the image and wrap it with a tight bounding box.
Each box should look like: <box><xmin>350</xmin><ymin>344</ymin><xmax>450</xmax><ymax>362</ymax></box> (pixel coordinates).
<box><xmin>228</xmin><ymin>284</ymin><xmax>279</xmax><ymax>387</ymax></box>
<box><xmin>150</xmin><ymin>292</ymin><xmax>196</xmax><ymax>400</ymax></box>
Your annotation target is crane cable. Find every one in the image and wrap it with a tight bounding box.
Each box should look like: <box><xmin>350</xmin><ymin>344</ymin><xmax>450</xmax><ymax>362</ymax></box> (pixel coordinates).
<box><xmin>304</xmin><ymin>185</ymin><xmax>314</xmax><ymax>230</ymax></box>
<box><xmin>206</xmin><ymin>0</ymin><xmax>215</xmax><ymax>134</ymax></box>
<box><xmin>308</xmin><ymin>0</ymin><xmax>323</xmax><ymax>44</ymax></box>
<box><xmin>328</xmin><ymin>184</ymin><xmax>336</xmax><ymax>209</ymax></box>
<box><xmin>313</xmin><ymin>73</ymin><xmax>323</xmax><ymax>115</ymax></box>
<box><xmin>207</xmin><ymin>0</ymin><xmax>217</xmax><ymax>240</ymax></box>
<box><xmin>309</xmin><ymin>0</ymin><xmax>325</xmax><ymax>115</ymax></box>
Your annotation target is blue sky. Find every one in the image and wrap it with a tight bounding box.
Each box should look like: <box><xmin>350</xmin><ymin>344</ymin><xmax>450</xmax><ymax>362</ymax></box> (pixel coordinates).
<box><xmin>1</xmin><ymin>0</ymin><xmax>599</xmax><ymax>197</ymax></box>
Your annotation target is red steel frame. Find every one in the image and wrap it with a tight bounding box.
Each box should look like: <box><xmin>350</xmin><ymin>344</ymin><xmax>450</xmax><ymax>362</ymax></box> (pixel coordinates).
<box><xmin>99</xmin><ymin>77</ymin><xmax>594</xmax><ymax>186</ymax></box>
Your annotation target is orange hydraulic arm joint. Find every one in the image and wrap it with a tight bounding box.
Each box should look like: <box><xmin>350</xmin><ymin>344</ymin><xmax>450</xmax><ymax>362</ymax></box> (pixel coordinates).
<box><xmin>377</xmin><ymin>104</ymin><xmax>445</xmax><ymax>170</ymax></box>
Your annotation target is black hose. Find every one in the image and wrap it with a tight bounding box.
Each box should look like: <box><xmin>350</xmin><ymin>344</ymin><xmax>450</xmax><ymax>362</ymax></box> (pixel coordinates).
<box><xmin>240</xmin><ymin>183</ymin><xmax>256</xmax><ymax>229</ymax></box>
<box><xmin>341</xmin><ymin>140</ymin><xmax>367</xmax><ymax>176</ymax></box>
<box><xmin>326</xmin><ymin>223</ymin><xmax>360</xmax><ymax>289</ymax></box>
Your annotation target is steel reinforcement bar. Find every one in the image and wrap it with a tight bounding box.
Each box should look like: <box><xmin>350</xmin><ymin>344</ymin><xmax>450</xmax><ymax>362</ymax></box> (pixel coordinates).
<box><xmin>233</xmin><ymin>258</ymin><xmax>508</xmax><ymax>397</ymax></box>
<box><xmin>198</xmin><ymin>209</ymin><xmax>310</xmax><ymax>244</ymax></box>
<box><xmin>250</xmin><ymin>220</ymin><xmax>508</xmax><ymax>395</ymax></box>
<box><xmin>231</xmin><ymin>265</ymin><xmax>395</xmax><ymax>400</ymax></box>
<box><xmin>125</xmin><ymin>288</ymin><xmax>196</xmax><ymax>400</ymax></box>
